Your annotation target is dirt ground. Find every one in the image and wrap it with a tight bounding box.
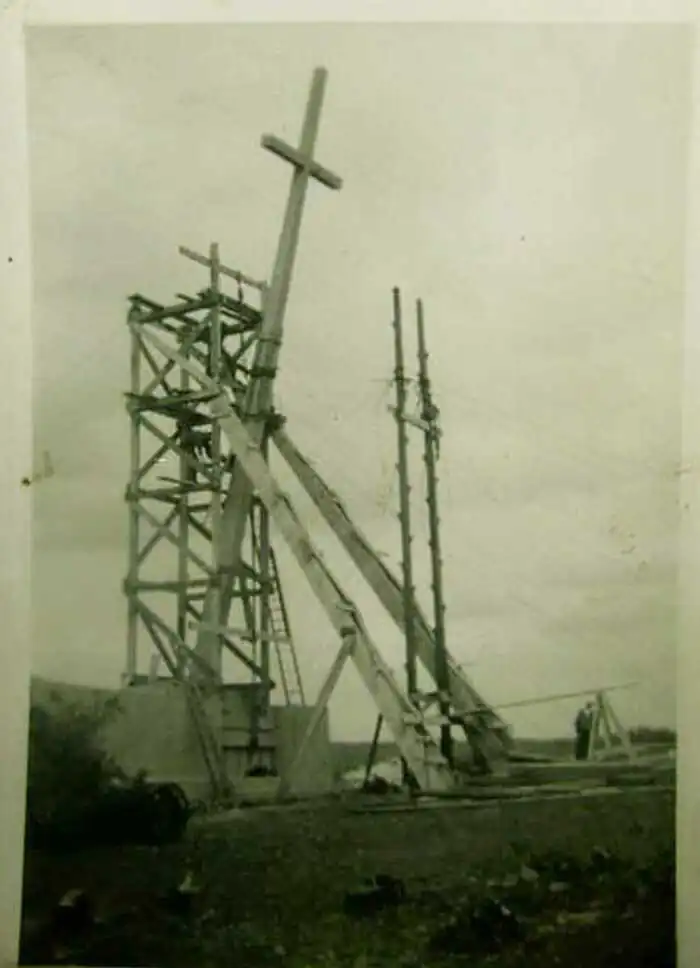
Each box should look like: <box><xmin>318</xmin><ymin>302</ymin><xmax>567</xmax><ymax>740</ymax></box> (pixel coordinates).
<box><xmin>20</xmin><ymin>786</ymin><xmax>675</xmax><ymax>967</ymax></box>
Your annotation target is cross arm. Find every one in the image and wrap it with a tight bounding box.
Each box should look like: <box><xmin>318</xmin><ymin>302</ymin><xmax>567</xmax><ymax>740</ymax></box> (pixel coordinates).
<box><xmin>179</xmin><ymin>245</ymin><xmax>267</xmax><ymax>293</ymax></box>
<box><xmin>261</xmin><ymin>134</ymin><xmax>343</xmax><ymax>191</ymax></box>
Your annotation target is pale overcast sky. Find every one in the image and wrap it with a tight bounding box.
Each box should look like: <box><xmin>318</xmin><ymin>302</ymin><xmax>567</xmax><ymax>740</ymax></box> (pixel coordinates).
<box><xmin>25</xmin><ymin>23</ymin><xmax>690</xmax><ymax>739</ymax></box>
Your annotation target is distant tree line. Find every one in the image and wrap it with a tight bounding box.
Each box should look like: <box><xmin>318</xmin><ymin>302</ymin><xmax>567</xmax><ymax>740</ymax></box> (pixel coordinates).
<box><xmin>628</xmin><ymin>726</ymin><xmax>676</xmax><ymax>745</ymax></box>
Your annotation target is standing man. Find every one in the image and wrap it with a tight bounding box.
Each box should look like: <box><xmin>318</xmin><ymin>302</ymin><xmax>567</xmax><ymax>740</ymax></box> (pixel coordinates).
<box><xmin>574</xmin><ymin>701</ymin><xmax>595</xmax><ymax>760</ymax></box>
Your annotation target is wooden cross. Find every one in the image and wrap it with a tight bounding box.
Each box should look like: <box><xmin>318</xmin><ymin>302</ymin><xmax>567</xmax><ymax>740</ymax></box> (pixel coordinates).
<box><xmin>179</xmin><ymin>245</ymin><xmax>267</xmax><ymax>293</ymax></box>
<box><xmin>262</xmin><ymin>120</ymin><xmax>342</xmax><ymax>193</ymax></box>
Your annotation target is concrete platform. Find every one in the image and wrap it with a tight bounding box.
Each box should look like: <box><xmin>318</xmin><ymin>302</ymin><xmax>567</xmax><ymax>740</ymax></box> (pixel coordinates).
<box><xmin>31</xmin><ymin>675</ymin><xmax>335</xmax><ymax>803</ymax></box>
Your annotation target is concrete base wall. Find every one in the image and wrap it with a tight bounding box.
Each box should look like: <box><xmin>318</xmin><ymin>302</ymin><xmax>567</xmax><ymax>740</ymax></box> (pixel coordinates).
<box><xmin>32</xmin><ymin>676</ymin><xmax>334</xmax><ymax>802</ymax></box>
<box><xmin>102</xmin><ymin>680</ymin><xmax>218</xmax><ymax>802</ymax></box>
<box><xmin>30</xmin><ymin>675</ymin><xmax>335</xmax><ymax>802</ymax></box>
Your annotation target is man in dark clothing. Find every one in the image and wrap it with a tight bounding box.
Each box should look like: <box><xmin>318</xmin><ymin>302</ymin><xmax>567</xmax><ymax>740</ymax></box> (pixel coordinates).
<box><xmin>574</xmin><ymin>701</ymin><xmax>595</xmax><ymax>761</ymax></box>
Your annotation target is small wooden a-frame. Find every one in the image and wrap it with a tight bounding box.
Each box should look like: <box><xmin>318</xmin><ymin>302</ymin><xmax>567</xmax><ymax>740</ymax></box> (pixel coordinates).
<box><xmin>587</xmin><ymin>690</ymin><xmax>636</xmax><ymax>761</ymax></box>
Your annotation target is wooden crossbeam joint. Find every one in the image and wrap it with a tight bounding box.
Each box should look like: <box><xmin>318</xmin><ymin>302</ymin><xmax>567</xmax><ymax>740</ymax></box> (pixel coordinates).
<box><xmin>130</xmin><ymin>293</ymin><xmax>216</xmax><ymax>325</ymax></box>
<box><xmin>261</xmin><ymin>134</ymin><xmax>343</xmax><ymax>190</ymax></box>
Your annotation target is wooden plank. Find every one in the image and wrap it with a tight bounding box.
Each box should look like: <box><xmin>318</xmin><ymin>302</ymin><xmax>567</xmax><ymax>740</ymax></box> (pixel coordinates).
<box><xmin>473</xmin><ymin>682</ymin><xmax>639</xmax><ymax>714</ymax></box>
<box><xmin>133</xmin><ymin>293</ymin><xmax>215</xmax><ymax>324</ymax></box>
<box><xmin>128</xmin><ymin>578</ymin><xmax>211</xmax><ymax>592</ymax></box>
<box><xmin>179</xmin><ymin>244</ymin><xmax>267</xmax><ymax>292</ymax></box>
<box><xmin>126</xmin><ymin>315</ymin><xmax>142</xmax><ymax>679</ymax></box>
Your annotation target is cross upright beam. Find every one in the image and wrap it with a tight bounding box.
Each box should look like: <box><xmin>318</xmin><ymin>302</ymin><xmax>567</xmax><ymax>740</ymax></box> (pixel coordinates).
<box><xmin>193</xmin><ymin>67</ymin><xmax>342</xmax><ymax>674</ymax></box>
<box><xmin>248</xmin><ymin>65</ymin><xmax>342</xmax><ymax>417</ymax></box>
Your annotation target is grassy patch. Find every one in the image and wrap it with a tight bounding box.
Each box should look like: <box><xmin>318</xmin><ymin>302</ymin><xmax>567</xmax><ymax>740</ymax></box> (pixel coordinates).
<box><xmin>20</xmin><ymin>787</ymin><xmax>674</xmax><ymax>967</ymax></box>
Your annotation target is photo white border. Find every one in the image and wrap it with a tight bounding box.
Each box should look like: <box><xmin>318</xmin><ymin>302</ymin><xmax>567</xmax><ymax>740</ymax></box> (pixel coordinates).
<box><xmin>0</xmin><ymin>2</ymin><xmax>696</xmax><ymax>965</ymax></box>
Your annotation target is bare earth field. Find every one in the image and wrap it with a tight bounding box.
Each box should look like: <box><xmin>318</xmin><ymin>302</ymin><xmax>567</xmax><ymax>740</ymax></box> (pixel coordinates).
<box><xmin>20</xmin><ymin>785</ymin><xmax>674</xmax><ymax>968</ymax></box>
